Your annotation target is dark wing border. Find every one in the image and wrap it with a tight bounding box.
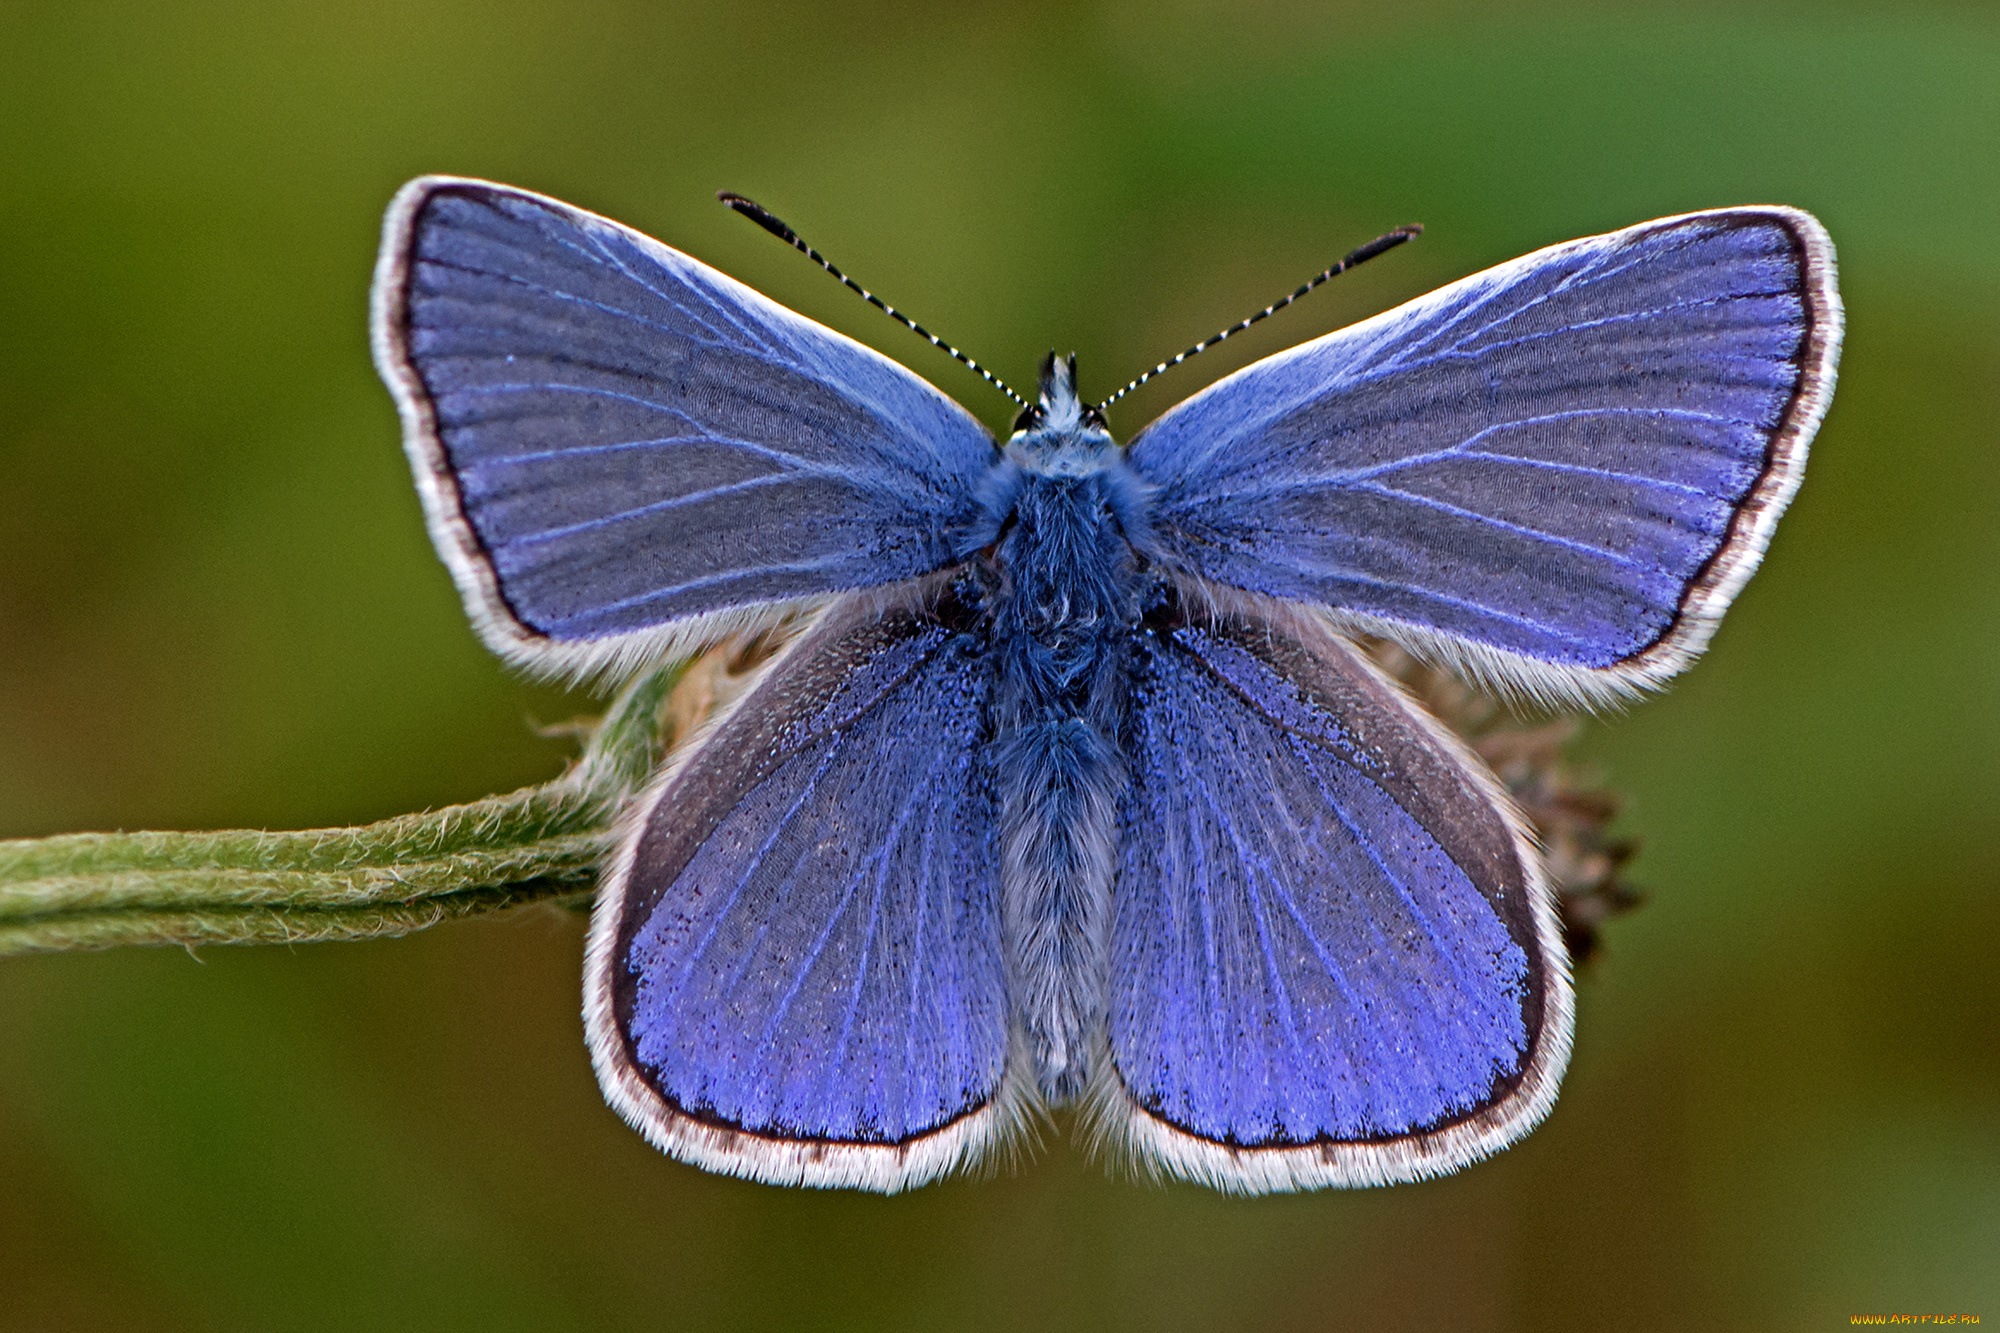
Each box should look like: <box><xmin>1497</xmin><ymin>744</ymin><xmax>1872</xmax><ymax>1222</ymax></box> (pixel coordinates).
<box><xmin>374</xmin><ymin>176</ymin><xmax>771</xmax><ymax>682</ymax></box>
<box><xmin>1087</xmin><ymin>606</ymin><xmax>1574</xmax><ymax>1192</ymax></box>
<box><xmin>372</xmin><ymin>175</ymin><xmax>990</xmax><ymax>683</ymax></box>
<box><xmin>1616</xmin><ymin>208</ymin><xmax>1840</xmax><ymax>697</ymax></box>
<box><xmin>583</xmin><ymin>593</ymin><xmax>1026</xmax><ymax>1191</ymax></box>
<box><xmin>1138</xmin><ymin>207</ymin><xmax>1842</xmax><ymax>710</ymax></box>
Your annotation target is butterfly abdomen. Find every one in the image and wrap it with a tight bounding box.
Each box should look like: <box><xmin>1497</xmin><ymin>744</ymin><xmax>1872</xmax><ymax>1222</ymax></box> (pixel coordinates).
<box><xmin>984</xmin><ymin>427</ymin><xmax>1154</xmax><ymax>1103</ymax></box>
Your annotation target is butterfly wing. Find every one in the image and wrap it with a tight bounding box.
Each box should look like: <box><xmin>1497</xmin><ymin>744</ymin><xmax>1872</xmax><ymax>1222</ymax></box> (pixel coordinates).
<box><xmin>1099</xmin><ymin>609</ymin><xmax>1568</xmax><ymax>1191</ymax></box>
<box><xmin>585</xmin><ymin>597</ymin><xmax>1014</xmax><ymax>1191</ymax></box>
<box><xmin>373</xmin><ymin>177</ymin><xmax>996</xmax><ymax>679</ymax></box>
<box><xmin>1125</xmin><ymin>208</ymin><xmax>1841</xmax><ymax>706</ymax></box>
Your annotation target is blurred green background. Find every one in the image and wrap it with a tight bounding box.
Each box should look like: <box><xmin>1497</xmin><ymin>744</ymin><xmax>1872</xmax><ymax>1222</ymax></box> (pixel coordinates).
<box><xmin>2</xmin><ymin>1</ymin><xmax>1995</xmax><ymax>1328</ymax></box>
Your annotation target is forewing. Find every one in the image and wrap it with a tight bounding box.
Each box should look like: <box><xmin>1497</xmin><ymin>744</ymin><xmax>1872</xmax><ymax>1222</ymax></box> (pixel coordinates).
<box><xmin>373</xmin><ymin>177</ymin><xmax>996</xmax><ymax>679</ymax></box>
<box><xmin>585</xmin><ymin>598</ymin><xmax>1012</xmax><ymax>1191</ymax></box>
<box><xmin>1126</xmin><ymin>208</ymin><xmax>1841</xmax><ymax>705</ymax></box>
<box><xmin>1101</xmin><ymin>611</ymin><xmax>1570</xmax><ymax>1191</ymax></box>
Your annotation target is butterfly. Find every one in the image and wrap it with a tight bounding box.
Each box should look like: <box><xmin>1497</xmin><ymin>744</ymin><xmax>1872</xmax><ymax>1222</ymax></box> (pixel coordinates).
<box><xmin>370</xmin><ymin>177</ymin><xmax>1840</xmax><ymax>1194</ymax></box>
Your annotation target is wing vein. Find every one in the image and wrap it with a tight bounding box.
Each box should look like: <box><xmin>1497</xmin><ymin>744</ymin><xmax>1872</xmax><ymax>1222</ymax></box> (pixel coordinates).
<box><xmin>1344</xmin><ymin>481</ymin><xmax>1653</xmax><ymax>571</ymax></box>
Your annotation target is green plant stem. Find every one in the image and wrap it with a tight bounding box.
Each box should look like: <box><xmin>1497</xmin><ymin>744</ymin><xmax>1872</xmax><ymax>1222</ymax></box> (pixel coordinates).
<box><xmin>0</xmin><ymin>659</ymin><xmax>686</xmax><ymax>957</ymax></box>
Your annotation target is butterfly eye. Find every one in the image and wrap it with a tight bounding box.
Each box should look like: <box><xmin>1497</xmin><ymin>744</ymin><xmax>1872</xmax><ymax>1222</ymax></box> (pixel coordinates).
<box><xmin>1011</xmin><ymin>402</ymin><xmax>1044</xmax><ymax>434</ymax></box>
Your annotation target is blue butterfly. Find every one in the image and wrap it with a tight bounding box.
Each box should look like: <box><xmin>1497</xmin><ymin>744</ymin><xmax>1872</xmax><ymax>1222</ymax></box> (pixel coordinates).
<box><xmin>371</xmin><ymin>177</ymin><xmax>1840</xmax><ymax>1193</ymax></box>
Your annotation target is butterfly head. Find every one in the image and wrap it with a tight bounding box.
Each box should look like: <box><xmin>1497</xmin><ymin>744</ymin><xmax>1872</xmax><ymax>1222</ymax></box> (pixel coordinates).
<box><xmin>1006</xmin><ymin>352</ymin><xmax>1115</xmax><ymax>477</ymax></box>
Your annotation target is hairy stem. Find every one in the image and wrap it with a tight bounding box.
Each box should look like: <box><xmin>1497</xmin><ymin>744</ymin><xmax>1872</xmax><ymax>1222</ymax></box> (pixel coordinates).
<box><xmin>0</xmin><ymin>659</ymin><xmax>686</xmax><ymax>957</ymax></box>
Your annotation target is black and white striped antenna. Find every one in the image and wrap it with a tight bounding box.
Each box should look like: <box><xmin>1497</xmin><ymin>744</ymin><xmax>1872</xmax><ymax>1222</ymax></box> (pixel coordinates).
<box><xmin>719</xmin><ymin>192</ymin><xmax>1029</xmax><ymax>411</ymax></box>
<box><xmin>1094</xmin><ymin>223</ymin><xmax>1423</xmax><ymax>414</ymax></box>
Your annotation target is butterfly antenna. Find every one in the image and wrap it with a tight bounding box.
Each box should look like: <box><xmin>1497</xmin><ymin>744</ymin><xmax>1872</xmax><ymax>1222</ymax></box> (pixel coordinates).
<box><xmin>719</xmin><ymin>192</ymin><xmax>1030</xmax><ymax>411</ymax></box>
<box><xmin>1094</xmin><ymin>223</ymin><xmax>1423</xmax><ymax>414</ymax></box>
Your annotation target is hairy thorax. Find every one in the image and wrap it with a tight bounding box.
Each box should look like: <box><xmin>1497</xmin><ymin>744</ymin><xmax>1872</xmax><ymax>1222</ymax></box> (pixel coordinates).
<box><xmin>967</xmin><ymin>360</ymin><xmax>1160</xmax><ymax>1102</ymax></box>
